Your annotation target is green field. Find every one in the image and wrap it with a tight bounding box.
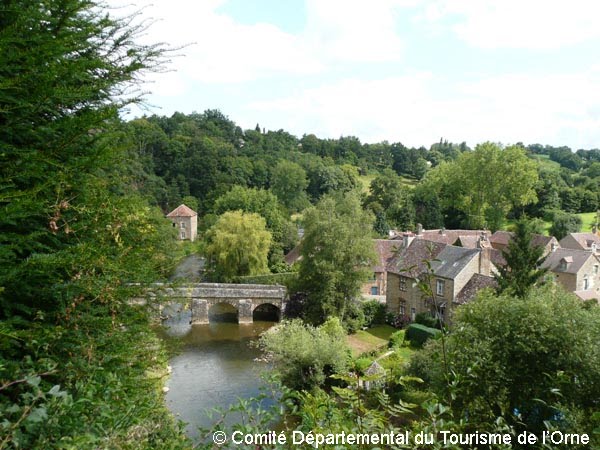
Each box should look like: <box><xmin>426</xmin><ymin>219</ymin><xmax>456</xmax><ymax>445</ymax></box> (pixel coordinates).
<box><xmin>504</xmin><ymin>212</ymin><xmax>597</xmax><ymax>236</ymax></box>
<box><xmin>529</xmin><ymin>154</ymin><xmax>562</xmax><ymax>172</ymax></box>
<box><xmin>578</xmin><ymin>212</ymin><xmax>599</xmax><ymax>232</ymax></box>
<box><xmin>346</xmin><ymin>324</ymin><xmax>396</xmax><ymax>356</ymax></box>
<box><xmin>358</xmin><ymin>173</ymin><xmax>418</xmax><ymax>195</ymax></box>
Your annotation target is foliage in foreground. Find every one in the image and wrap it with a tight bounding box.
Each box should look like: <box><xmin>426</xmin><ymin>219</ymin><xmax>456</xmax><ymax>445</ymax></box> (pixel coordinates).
<box><xmin>409</xmin><ymin>284</ymin><xmax>600</xmax><ymax>443</ymax></box>
<box><xmin>0</xmin><ymin>306</ymin><xmax>188</xmax><ymax>449</ymax></box>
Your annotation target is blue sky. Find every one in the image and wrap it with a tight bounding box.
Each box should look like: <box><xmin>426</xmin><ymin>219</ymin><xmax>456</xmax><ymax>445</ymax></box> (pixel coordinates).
<box><xmin>114</xmin><ymin>0</ymin><xmax>600</xmax><ymax>149</ymax></box>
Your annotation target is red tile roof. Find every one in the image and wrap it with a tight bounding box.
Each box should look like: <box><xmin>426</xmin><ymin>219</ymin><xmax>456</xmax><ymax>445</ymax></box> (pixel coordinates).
<box><xmin>166</xmin><ymin>204</ymin><xmax>197</xmax><ymax>218</ymax></box>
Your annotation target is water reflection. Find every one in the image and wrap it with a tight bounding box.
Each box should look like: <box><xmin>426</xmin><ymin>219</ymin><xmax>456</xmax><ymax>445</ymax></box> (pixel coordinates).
<box><xmin>160</xmin><ymin>305</ymin><xmax>276</xmax><ymax>439</ymax></box>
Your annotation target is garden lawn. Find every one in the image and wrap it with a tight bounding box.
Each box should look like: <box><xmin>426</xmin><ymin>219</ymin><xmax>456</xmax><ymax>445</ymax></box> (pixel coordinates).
<box><xmin>347</xmin><ymin>324</ymin><xmax>396</xmax><ymax>357</ymax></box>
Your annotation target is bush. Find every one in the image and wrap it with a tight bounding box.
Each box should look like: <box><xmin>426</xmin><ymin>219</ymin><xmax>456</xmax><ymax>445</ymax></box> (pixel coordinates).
<box><xmin>361</xmin><ymin>300</ymin><xmax>387</xmax><ymax>327</ymax></box>
<box><xmin>258</xmin><ymin>318</ymin><xmax>350</xmax><ymax>390</ymax></box>
<box><xmin>386</xmin><ymin>313</ymin><xmax>411</xmax><ymax>329</ymax></box>
<box><xmin>405</xmin><ymin>323</ymin><xmax>441</xmax><ymax>347</ymax></box>
<box><xmin>343</xmin><ymin>301</ymin><xmax>366</xmax><ymax>333</ymax></box>
<box><xmin>388</xmin><ymin>330</ymin><xmax>405</xmax><ymax>348</ymax></box>
<box><xmin>414</xmin><ymin>312</ymin><xmax>440</xmax><ymax>329</ymax></box>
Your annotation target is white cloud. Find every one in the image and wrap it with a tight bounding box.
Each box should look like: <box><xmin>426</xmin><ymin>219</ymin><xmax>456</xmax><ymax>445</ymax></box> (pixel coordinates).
<box><xmin>421</xmin><ymin>0</ymin><xmax>600</xmax><ymax>49</ymax></box>
<box><xmin>303</xmin><ymin>0</ymin><xmax>406</xmax><ymax>62</ymax></box>
<box><xmin>245</xmin><ymin>69</ymin><xmax>600</xmax><ymax>149</ymax></box>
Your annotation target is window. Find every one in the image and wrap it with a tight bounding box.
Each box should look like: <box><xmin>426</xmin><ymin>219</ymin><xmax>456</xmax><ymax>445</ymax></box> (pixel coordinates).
<box><xmin>369</xmin><ymin>272</ymin><xmax>377</xmax><ymax>281</ymax></box>
<box><xmin>180</xmin><ymin>222</ymin><xmax>186</xmax><ymax>229</ymax></box>
<box><xmin>400</xmin><ymin>304</ymin><xmax>406</xmax><ymax>315</ymax></box>
<box><xmin>436</xmin><ymin>279</ymin><xmax>445</xmax><ymax>296</ymax></box>
<box><xmin>594</xmin><ymin>265</ymin><xmax>599</xmax><ymax>275</ymax></box>
<box><xmin>583</xmin><ymin>276</ymin><xmax>589</xmax><ymax>290</ymax></box>
<box><xmin>371</xmin><ymin>286</ymin><xmax>379</xmax><ymax>295</ymax></box>
<box><xmin>180</xmin><ymin>231</ymin><xmax>186</xmax><ymax>239</ymax></box>
<box><xmin>399</xmin><ymin>278</ymin><xmax>407</xmax><ymax>291</ymax></box>
<box><xmin>410</xmin><ymin>307</ymin><xmax>416</xmax><ymax>321</ymax></box>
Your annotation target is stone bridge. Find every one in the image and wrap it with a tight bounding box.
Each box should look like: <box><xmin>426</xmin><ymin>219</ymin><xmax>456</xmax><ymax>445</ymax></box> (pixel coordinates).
<box><xmin>147</xmin><ymin>283</ymin><xmax>287</xmax><ymax>324</ymax></box>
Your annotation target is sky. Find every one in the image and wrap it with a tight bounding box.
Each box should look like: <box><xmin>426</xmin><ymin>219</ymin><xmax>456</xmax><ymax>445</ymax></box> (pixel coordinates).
<box><xmin>110</xmin><ymin>0</ymin><xmax>600</xmax><ymax>149</ymax></box>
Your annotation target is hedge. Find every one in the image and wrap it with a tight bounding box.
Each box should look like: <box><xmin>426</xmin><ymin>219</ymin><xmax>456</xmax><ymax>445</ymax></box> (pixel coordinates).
<box><xmin>405</xmin><ymin>323</ymin><xmax>441</xmax><ymax>347</ymax></box>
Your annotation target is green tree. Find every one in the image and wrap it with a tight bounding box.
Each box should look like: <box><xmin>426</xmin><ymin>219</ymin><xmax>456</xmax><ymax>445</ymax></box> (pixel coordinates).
<box><xmin>494</xmin><ymin>219</ymin><xmax>548</xmax><ymax>298</ymax></box>
<box><xmin>411</xmin><ymin>285</ymin><xmax>600</xmax><ymax>439</ymax></box>
<box><xmin>0</xmin><ymin>0</ymin><xmax>170</xmax><ymax>317</ymax></box>
<box><xmin>0</xmin><ymin>1</ymin><xmax>188</xmax><ymax>447</ymax></box>
<box><xmin>365</xmin><ymin>168</ymin><xmax>416</xmax><ymax>231</ymax></box>
<box><xmin>296</xmin><ymin>192</ymin><xmax>376</xmax><ymax>325</ymax></box>
<box><xmin>270</xmin><ymin>160</ymin><xmax>310</xmax><ymax>212</ymax></box>
<box><xmin>549</xmin><ymin>211</ymin><xmax>582</xmax><ymax>240</ymax></box>
<box><xmin>422</xmin><ymin>143</ymin><xmax>538</xmax><ymax>230</ymax></box>
<box><xmin>258</xmin><ymin>317</ymin><xmax>349</xmax><ymax>391</ymax></box>
<box><xmin>204</xmin><ymin>211</ymin><xmax>272</xmax><ymax>281</ymax></box>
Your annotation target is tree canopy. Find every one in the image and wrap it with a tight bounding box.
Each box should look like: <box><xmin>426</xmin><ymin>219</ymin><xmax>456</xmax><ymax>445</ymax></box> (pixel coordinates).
<box><xmin>296</xmin><ymin>192</ymin><xmax>376</xmax><ymax>325</ymax></box>
<box><xmin>204</xmin><ymin>210</ymin><xmax>272</xmax><ymax>282</ymax></box>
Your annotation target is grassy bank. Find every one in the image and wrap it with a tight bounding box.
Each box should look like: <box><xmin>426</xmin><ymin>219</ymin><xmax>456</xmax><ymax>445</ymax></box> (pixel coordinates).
<box><xmin>346</xmin><ymin>324</ymin><xmax>396</xmax><ymax>356</ymax></box>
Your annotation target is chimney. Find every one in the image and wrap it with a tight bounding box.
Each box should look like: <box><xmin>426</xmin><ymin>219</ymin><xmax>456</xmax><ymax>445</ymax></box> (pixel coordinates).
<box><xmin>403</xmin><ymin>232</ymin><xmax>415</xmax><ymax>248</ymax></box>
<box><xmin>479</xmin><ymin>247</ymin><xmax>491</xmax><ymax>276</ymax></box>
<box><xmin>416</xmin><ymin>223</ymin><xmax>423</xmax><ymax>236</ymax></box>
<box><xmin>438</xmin><ymin>227</ymin><xmax>446</xmax><ymax>236</ymax></box>
<box><xmin>551</xmin><ymin>242</ymin><xmax>558</xmax><ymax>252</ymax></box>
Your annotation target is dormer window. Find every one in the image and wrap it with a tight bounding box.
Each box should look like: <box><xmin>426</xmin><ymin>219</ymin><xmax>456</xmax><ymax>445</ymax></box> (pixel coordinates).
<box><xmin>559</xmin><ymin>256</ymin><xmax>572</xmax><ymax>271</ymax></box>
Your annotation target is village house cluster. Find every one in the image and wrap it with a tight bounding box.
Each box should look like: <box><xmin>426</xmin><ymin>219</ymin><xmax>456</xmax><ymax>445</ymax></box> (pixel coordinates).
<box><xmin>374</xmin><ymin>225</ymin><xmax>600</xmax><ymax>323</ymax></box>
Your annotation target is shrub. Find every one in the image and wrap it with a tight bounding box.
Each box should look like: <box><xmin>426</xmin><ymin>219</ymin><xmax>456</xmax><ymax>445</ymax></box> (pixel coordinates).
<box><xmin>361</xmin><ymin>300</ymin><xmax>387</xmax><ymax>327</ymax></box>
<box><xmin>414</xmin><ymin>312</ymin><xmax>440</xmax><ymax>329</ymax></box>
<box><xmin>386</xmin><ymin>313</ymin><xmax>411</xmax><ymax>329</ymax></box>
<box><xmin>405</xmin><ymin>323</ymin><xmax>441</xmax><ymax>347</ymax></box>
<box><xmin>388</xmin><ymin>330</ymin><xmax>405</xmax><ymax>348</ymax></box>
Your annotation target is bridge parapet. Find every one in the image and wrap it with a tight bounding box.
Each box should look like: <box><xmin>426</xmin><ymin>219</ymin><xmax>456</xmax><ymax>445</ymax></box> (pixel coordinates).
<box><xmin>144</xmin><ymin>283</ymin><xmax>287</xmax><ymax>324</ymax></box>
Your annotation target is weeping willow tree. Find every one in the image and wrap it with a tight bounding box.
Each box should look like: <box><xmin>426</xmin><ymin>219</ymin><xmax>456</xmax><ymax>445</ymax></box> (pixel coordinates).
<box><xmin>204</xmin><ymin>210</ymin><xmax>272</xmax><ymax>282</ymax></box>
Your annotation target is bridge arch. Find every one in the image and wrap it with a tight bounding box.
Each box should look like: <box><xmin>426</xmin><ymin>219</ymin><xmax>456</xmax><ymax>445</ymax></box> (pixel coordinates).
<box><xmin>208</xmin><ymin>302</ymin><xmax>239</xmax><ymax>323</ymax></box>
<box><xmin>252</xmin><ymin>303</ymin><xmax>280</xmax><ymax>322</ymax></box>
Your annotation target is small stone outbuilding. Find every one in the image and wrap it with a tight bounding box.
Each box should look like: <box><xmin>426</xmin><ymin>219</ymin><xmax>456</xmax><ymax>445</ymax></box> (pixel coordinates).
<box><xmin>166</xmin><ymin>204</ymin><xmax>198</xmax><ymax>242</ymax></box>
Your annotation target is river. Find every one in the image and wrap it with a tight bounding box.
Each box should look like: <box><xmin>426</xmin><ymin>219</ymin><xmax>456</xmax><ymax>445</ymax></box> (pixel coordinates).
<box><xmin>159</xmin><ymin>305</ymin><xmax>277</xmax><ymax>440</ymax></box>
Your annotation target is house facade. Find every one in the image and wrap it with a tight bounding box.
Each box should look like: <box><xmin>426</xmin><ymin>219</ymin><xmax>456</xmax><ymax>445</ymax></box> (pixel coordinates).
<box><xmin>360</xmin><ymin>239</ymin><xmax>400</xmax><ymax>300</ymax></box>
<box><xmin>166</xmin><ymin>204</ymin><xmax>198</xmax><ymax>242</ymax></box>
<box><xmin>386</xmin><ymin>232</ymin><xmax>497</xmax><ymax>324</ymax></box>
<box><xmin>541</xmin><ymin>247</ymin><xmax>600</xmax><ymax>301</ymax></box>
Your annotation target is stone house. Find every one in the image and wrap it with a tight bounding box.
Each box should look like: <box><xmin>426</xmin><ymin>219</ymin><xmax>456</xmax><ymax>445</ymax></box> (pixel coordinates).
<box><xmin>559</xmin><ymin>232</ymin><xmax>600</xmax><ymax>255</ymax></box>
<box><xmin>541</xmin><ymin>247</ymin><xmax>600</xmax><ymax>302</ymax></box>
<box><xmin>386</xmin><ymin>233</ymin><xmax>497</xmax><ymax>324</ymax></box>
<box><xmin>360</xmin><ymin>239</ymin><xmax>400</xmax><ymax>300</ymax></box>
<box><xmin>166</xmin><ymin>204</ymin><xmax>198</xmax><ymax>242</ymax></box>
<box><xmin>490</xmin><ymin>230</ymin><xmax>560</xmax><ymax>256</ymax></box>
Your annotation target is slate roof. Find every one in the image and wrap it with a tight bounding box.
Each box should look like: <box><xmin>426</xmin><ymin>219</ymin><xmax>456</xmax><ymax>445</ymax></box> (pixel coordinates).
<box><xmin>455</xmin><ymin>274</ymin><xmax>498</xmax><ymax>304</ymax></box>
<box><xmin>559</xmin><ymin>233</ymin><xmax>600</xmax><ymax>251</ymax></box>
<box><xmin>386</xmin><ymin>239</ymin><xmax>447</xmax><ymax>277</ymax></box>
<box><xmin>373</xmin><ymin>239</ymin><xmax>401</xmax><ymax>272</ymax></box>
<box><xmin>430</xmin><ymin>246</ymin><xmax>480</xmax><ymax>280</ymax></box>
<box><xmin>409</xmin><ymin>229</ymin><xmax>487</xmax><ymax>246</ymax></box>
<box><xmin>166</xmin><ymin>204</ymin><xmax>197</xmax><ymax>218</ymax></box>
<box><xmin>457</xmin><ymin>235</ymin><xmax>479</xmax><ymax>248</ymax></box>
<box><xmin>490</xmin><ymin>231</ymin><xmax>556</xmax><ymax>250</ymax></box>
<box><xmin>541</xmin><ymin>248</ymin><xmax>596</xmax><ymax>274</ymax></box>
<box><xmin>284</xmin><ymin>244</ymin><xmax>302</xmax><ymax>266</ymax></box>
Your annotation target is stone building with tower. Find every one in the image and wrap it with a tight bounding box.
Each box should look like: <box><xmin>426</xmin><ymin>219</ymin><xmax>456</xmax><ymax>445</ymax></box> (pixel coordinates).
<box><xmin>166</xmin><ymin>204</ymin><xmax>198</xmax><ymax>242</ymax></box>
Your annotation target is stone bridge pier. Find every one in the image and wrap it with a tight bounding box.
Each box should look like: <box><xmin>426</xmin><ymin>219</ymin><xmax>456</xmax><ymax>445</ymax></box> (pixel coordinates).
<box><xmin>186</xmin><ymin>283</ymin><xmax>286</xmax><ymax>324</ymax></box>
